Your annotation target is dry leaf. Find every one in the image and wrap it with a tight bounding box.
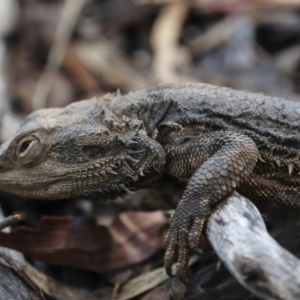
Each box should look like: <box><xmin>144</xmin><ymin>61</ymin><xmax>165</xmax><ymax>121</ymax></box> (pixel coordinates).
<box><xmin>0</xmin><ymin>211</ymin><xmax>167</xmax><ymax>273</ymax></box>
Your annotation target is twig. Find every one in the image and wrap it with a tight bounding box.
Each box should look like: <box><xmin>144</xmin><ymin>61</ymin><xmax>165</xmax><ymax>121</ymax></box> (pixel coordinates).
<box><xmin>117</xmin><ymin>255</ymin><xmax>198</xmax><ymax>300</ymax></box>
<box><xmin>187</xmin><ymin>15</ymin><xmax>243</xmax><ymax>57</ymax></box>
<box><xmin>32</xmin><ymin>0</ymin><xmax>86</xmax><ymax>110</ymax></box>
<box><xmin>0</xmin><ymin>0</ymin><xmax>21</xmax><ymax>141</ymax></box>
<box><xmin>74</xmin><ymin>40</ymin><xmax>149</xmax><ymax>90</ymax></box>
<box><xmin>0</xmin><ymin>212</ymin><xmax>24</xmax><ymax>231</ymax></box>
<box><xmin>150</xmin><ymin>0</ymin><xmax>190</xmax><ymax>82</ymax></box>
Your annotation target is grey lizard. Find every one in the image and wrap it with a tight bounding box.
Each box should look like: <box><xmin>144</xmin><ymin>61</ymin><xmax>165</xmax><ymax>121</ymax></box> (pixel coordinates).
<box><xmin>0</xmin><ymin>82</ymin><xmax>299</xmax><ymax>284</ymax></box>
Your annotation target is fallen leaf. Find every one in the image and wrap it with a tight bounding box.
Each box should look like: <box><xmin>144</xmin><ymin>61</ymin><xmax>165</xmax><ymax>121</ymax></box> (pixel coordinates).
<box><xmin>0</xmin><ymin>211</ymin><xmax>167</xmax><ymax>273</ymax></box>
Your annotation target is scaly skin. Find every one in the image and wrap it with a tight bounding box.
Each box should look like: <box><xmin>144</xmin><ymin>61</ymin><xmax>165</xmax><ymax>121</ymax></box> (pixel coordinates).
<box><xmin>1</xmin><ymin>83</ymin><xmax>300</xmax><ymax>284</ymax></box>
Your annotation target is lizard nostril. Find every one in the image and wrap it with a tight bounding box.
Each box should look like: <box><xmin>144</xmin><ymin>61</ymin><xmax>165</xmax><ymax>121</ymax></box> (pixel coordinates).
<box><xmin>0</xmin><ymin>165</ymin><xmax>5</xmax><ymax>172</ymax></box>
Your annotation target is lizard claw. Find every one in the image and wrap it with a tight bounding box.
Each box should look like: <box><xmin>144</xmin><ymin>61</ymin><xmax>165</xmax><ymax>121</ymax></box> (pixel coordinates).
<box><xmin>165</xmin><ymin>266</ymin><xmax>175</xmax><ymax>277</ymax></box>
<box><xmin>164</xmin><ymin>205</ymin><xmax>207</xmax><ymax>285</ymax></box>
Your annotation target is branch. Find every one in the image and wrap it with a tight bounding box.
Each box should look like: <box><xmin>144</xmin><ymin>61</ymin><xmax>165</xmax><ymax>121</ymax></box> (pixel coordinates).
<box><xmin>206</xmin><ymin>191</ymin><xmax>300</xmax><ymax>300</ymax></box>
<box><xmin>31</xmin><ymin>0</ymin><xmax>86</xmax><ymax>110</ymax></box>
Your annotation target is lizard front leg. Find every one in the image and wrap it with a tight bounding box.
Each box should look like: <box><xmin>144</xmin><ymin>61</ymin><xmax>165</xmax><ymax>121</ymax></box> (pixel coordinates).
<box><xmin>163</xmin><ymin>131</ymin><xmax>259</xmax><ymax>284</ymax></box>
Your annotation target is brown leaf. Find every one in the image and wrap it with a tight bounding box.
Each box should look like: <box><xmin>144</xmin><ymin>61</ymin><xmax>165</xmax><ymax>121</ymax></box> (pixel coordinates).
<box><xmin>0</xmin><ymin>211</ymin><xmax>167</xmax><ymax>273</ymax></box>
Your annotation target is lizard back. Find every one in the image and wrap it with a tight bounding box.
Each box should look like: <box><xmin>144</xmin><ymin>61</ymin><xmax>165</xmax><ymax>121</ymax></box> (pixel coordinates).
<box><xmin>110</xmin><ymin>82</ymin><xmax>300</xmax><ymax>157</ymax></box>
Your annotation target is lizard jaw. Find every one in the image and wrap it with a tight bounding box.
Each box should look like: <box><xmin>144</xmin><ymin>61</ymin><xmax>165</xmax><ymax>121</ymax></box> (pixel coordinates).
<box><xmin>0</xmin><ymin>150</ymin><xmax>159</xmax><ymax>200</ymax></box>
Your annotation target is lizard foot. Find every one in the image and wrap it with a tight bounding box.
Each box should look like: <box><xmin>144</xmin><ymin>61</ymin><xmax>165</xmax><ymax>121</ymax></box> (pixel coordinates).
<box><xmin>164</xmin><ymin>204</ymin><xmax>207</xmax><ymax>285</ymax></box>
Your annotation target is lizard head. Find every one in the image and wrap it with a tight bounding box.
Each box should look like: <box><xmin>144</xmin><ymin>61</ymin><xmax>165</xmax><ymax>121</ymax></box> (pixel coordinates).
<box><xmin>0</xmin><ymin>97</ymin><xmax>166</xmax><ymax>200</ymax></box>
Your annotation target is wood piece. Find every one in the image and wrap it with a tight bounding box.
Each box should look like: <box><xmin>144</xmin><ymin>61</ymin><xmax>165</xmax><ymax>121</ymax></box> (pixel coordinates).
<box><xmin>206</xmin><ymin>191</ymin><xmax>300</xmax><ymax>300</ymax></box>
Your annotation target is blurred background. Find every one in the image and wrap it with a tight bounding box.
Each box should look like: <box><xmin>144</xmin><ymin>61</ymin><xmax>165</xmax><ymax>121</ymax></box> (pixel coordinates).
<box><xmin>3</xmin><ymin>0</ymin><xmax>300</xmax><ymax>141</ymax></box>
<box><xmin>0</xmin><ymin>0</ymin><xmax>300</xmax><ymax>299</ymax></box>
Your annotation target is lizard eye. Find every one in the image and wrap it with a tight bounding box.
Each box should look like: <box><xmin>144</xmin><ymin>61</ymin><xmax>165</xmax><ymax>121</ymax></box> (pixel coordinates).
<box><xmin>17</xmin><ymin>136</ymin><xmax>43</xmax><ymax>166</ymax></box>
<box><xmin>20</xmin><ymin>140</ymin><xmax>31</xmax><ymax>154</ymax></box>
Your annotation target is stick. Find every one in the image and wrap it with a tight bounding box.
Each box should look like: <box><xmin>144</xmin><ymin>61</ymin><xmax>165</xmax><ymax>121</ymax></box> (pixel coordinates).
<box><xmin>206</xmin><ymin>191</ymin><xmax>300</xmax><ymax>300</ymax></box>
<box><xmin>32</xmin><ymin>0</ymin><xmax>86</xmax><ymax>110</ymax></box>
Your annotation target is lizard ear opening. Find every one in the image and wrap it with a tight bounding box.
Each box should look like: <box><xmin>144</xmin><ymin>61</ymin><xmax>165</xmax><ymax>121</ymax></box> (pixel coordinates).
<box><xmin>17</xmin><ymin>136</ymin><xmax>43</xmax><ymax>167</ymax></box>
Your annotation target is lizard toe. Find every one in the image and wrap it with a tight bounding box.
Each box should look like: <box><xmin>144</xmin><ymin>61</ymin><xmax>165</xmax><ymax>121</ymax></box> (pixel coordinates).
<box><xmin>164</xmin><ymin>229</ymin><xmax>178</xmax><ymax>277</ymax></box>
<box><xmin>164</xmin><ymin>213</ymin><xmax>175</xmax><ymax>246</ymax></box>
<box><xmin>188</xmin><ymin>216</ymin><xmax>206</xmax><ymax>249</ymax></box>
<box><xmin>176</xmin><ymin>226</ymin><xmax>191</xmax><ymax>284</ymax></box>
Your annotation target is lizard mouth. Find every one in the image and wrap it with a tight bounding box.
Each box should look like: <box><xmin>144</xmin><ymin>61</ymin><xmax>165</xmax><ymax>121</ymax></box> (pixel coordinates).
<box><xmin>38</xmin><ymin>152</ymin><xmax>143</xmax><ymax>199</ymax></box>
<box><xmin>46</xmin><ymin>136</ymin><xmax>166</xmax><ymax>199</ymax></box>
<box><xmin>0</xmin><ymin>152</ymin><xmax>143</xmax><ymax>200</ymax></box>
<box><xmin>0</xmin><ymin>134</ymin><xmax>165</xmax><ymax>200</ymax></box>
<box><xmin>46</xmin><ymin>139</ymin><xmax>163</xmax><ymax>199</ymax></box>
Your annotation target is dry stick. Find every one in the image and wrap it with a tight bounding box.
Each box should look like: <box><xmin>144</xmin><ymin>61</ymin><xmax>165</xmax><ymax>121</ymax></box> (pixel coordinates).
<box><xmin>187</xmin><ymin>15</ymin><xmax>242</xmax><ymax>57</ymax></box>
<box><xmin>0</xmin><ymin>0</ymin><xmax>21</xmax><ymax>142</ymax></box>
<box><xmin>0</xmin><ymin>212</ymin><xmax>24</xmax><ymax>231</ymax></box>
<box><xmin>31</xmin><ymin>0</ymin><xmax>86</xmax><ymax>110</ymax></box>
<box><xmin>206</xmin><ymin>191</ymin><xmax>300</xmax><ymax>300</ymax></box>
<box><xmin>117</xmin><ymin>255</ymin><xmax>198</xmax><ymax>300</ymax></box>
<box><xmin>150</xmin><ymin>0</ymin><xmax>190</xmax><ymax>82</ymax></box>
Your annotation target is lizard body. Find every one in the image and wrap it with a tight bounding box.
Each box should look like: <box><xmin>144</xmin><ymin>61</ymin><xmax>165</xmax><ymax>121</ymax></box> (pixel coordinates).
<box><xmin>0</xmin><ymin>82</ymin><xmax>300</xmax><ymax>283</ymax></box>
